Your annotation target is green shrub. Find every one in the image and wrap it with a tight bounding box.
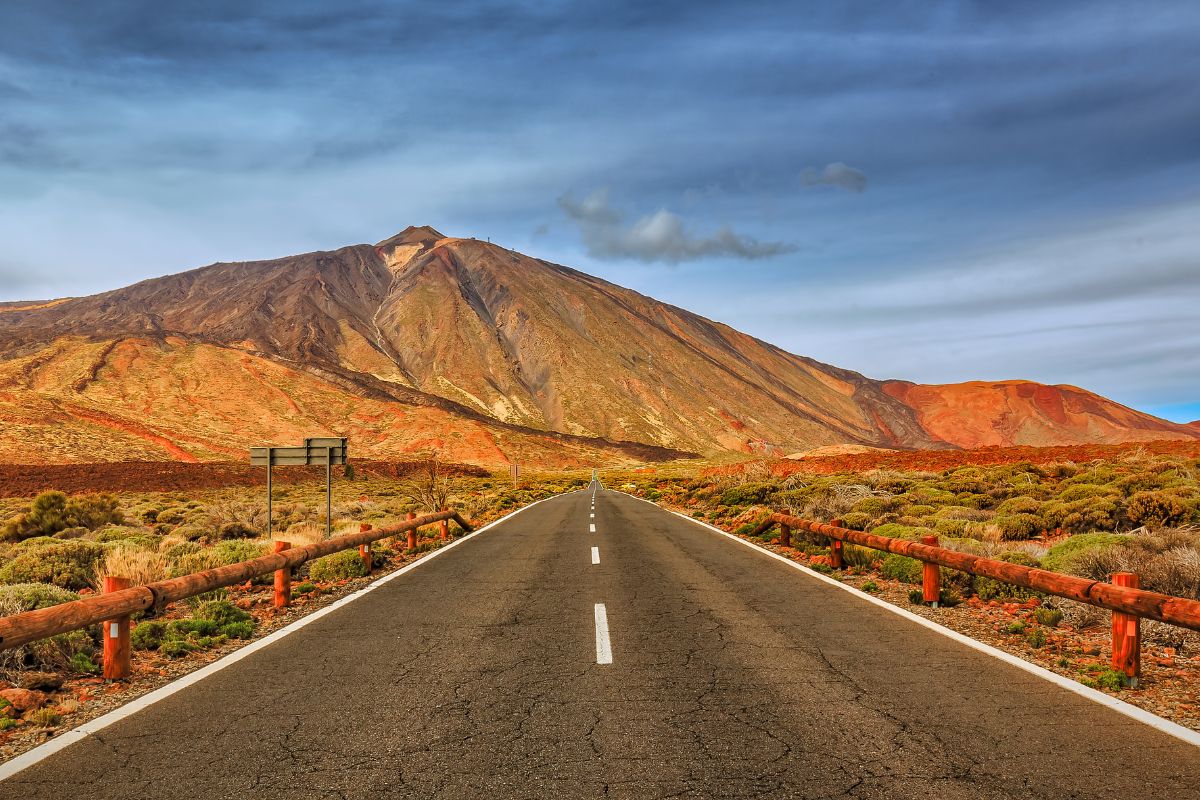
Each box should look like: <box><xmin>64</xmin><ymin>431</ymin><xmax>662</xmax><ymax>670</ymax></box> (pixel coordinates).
<box><xmin>1041</xmin><ymin>533</ymin><xmax>1132</xmax><ymax>575</ymax></box>
<box><xmin>25</xmin><ymin>708</ymin><xmax>61</xmax><ymax>727</ymax></box>
<box><xmin>69</xmin><ymin>651</ymin><xmax>99</xmax><ymax>675</ymax></box>
<box><xmin>0</xmin><ymin>582</ymin><xmax>79</xmax><ymax>611</ymax></box>
<box><xmin>842</xmin><ymin>544</ymin><xmax>881</xmax><ymax>569</ymax></box>
<box><xmin>720</xmin><ymin>482</ymin><xmax>777</xmax><ymax>506</ymax></box>
<box><xmin>170</xmin><ymin>525</ymin><xmax>208</xmax><ymax>542</ymax></box>
<box><xmin>880</xmin><ymin>554</ymin><xmax>924</xmax><ymax>584</ymax></box>
<box><xmin>1126</xmin><ymin>491</ymin><xmax>1189</xmax><ymax>528</ymax></box>
<box><xmin>1027</xmin><ymin>629</ymin><xmax>1047</xmax><ymax>648</ymax></box>
<box><xmin>160</xmin><ymin>640</ymin><xmax>197</xmax><ymax>658</ymax></box>
<box><xmin>167</xmin><ymin>549</ymin><xmax>220</xmax><ymax>578</ymax></box>
<box><xmin>996</xmin><ymin>496</ymin><xmax>1043</xmax><ymax>515</ymax></box>
<box><xmin>990</xmin><ymin>514</ymin><xmax>1042</xmax><ymax>540</ymax></box>
<box><xmin>1094</xmin><ymin>668</ymin><xmax>1126</xmax><ymax>691</ymax></box>
<box><xmin>217</xmin><ymin>522</ymin><xmax>258</xmax><ymax>540</ymax></box>
<box><xmin>309</xmin><ymin>549</ymin><xmax>369</xmax><ymax>581</ymax></box>
<box><xmin>1005</xmin><ymin>620</ymin><xmax>1027</xmax><ymax>634</ymax></box>
<box><xmin>162</xmin><ymin>542</ymin><xmax>203</xmax><ymax>561</ymax></box>
<box><xmin>907</xmin><ymin>589</ymin><xmax>924</xmax><ymax>604</ymax></box>
<box><xmin>211</xmin><ymin>540</ymin><xmax>268</xmax><ymax>566</ymax></box>
<box><xmin>1057</xmin><ymin>484</ymin><xmax>1119</xmax><ymax>503</ymax></box>
<box><xmin>132</xmin><ymin>621</ymin><xmax>168</xmax><ymax>650</ymax></box>
<box><xmin>872</xmin><ymin>523</ymin><xmax>936</xmax><ymax>541</ymax></box>
<box><xmin>837</xmin><ymin>512</ymin><xmax>871</xmax><ymax>530</ymax></box>
<box><xmin>194</xmin><ymin>600</ymin><xmax>252</xmax><ymax>628</ymax></box>
<box><xmin>0</xmin><ymin>718</ymin><xmax>17</xmax><ymax>731</ymax></box>
<box><xmin>294</xmin><ymin>581</ymin><xmax>317</xmax><ymax>595</ymax></box>
<box><xmin>0</xmin><ymin>540</ymin><xmax>106</xmax><ymax>590</ymax></box>
<box><xmin>1034</xmin><ymin>607</ymin><xmax>1064</xmax><ymax>628</ymax></box>
<box><xmin>0</xmin><ymin>583</ymin><xmax>94</xmax><ymax>674</ymax></box>
<box><xmin>860</xmin><ymin>580</ymin><xmax>878</xmax><ymax>593</ymax></box>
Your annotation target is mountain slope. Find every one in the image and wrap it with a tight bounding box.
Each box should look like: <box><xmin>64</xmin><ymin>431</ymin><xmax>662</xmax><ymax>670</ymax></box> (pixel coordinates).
<box><xmin>0</xmin><ymin>226</ymin><xmax>1194</xmax><ymax>464</ymax></box>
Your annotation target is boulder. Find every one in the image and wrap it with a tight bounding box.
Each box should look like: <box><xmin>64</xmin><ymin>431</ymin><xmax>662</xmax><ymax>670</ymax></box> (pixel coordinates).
<box><xmin>0</xmin><ymin>687</ymin><xmax>47</xmax><ymax>712</ymax></box>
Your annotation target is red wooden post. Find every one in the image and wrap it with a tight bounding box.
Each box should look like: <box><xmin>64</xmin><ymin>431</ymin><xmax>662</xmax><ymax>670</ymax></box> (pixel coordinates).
<box><xmin>1111</xmin><ymin>572</ymin><xmax>1141</xmax><ymax>685</ymax></box>
<box><xmin>102</xmin><ymin>576</ymin><xmax>132</xmax><ymax>681</ymax></box>
<box><xmin>359</xmin><ymin>523</ymin><xmax>372</xmax><ymax>573</ymax></box>
<box><xmin>920</xmin><ymin>534</ymin><xmax>940</xmax><ymax>606</ymax></box>
<box><xmin>406</xmin><ymin>511</ymin><xmax>417</xmax><ymax>551</ymax></box>
<box><xmin>439</xmin><ymin>509</ymin><xmax>449</xmax><ymax>541</ymax></box>
<box><xmin>779</xmin><ymin>523</ymin><xmax>791</xmax><ymax>548</ymax></box>
<box><xmin>273</xmin><ymin>540</ymin><xmax>291</xmax><ymax>608</ymax></box>
<box><xmin>829</xmin><ymin>518</ymin><xmax>845</xmax><ymax>569</ymax></box>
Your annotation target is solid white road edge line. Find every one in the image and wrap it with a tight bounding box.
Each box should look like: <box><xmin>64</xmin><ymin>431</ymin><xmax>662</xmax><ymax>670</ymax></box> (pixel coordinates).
<box><xmin>591</xmin><ymin>546</ymin><xmax>600</xmax><ymax>565</ymax></box>
<box><xmin>0</xmin><ymin>492</ymin><xmax>565</xmax><ymax>782</ymax></box>
<box><xmin>594</xmin><ymin>603</ymin><xmax>613</xmax><ymax>664</ymax></box>
<box><xmin>615</xmin><ymin>491</ymin><xmax>1200</xmax><ymax>749</ymax></box>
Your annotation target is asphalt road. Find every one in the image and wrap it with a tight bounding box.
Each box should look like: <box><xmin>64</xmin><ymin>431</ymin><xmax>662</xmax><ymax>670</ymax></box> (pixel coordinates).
<box><xmin>4</xmin><ymin>484</ymin><xmax>1198</xmax><ymax>799</ymax></box>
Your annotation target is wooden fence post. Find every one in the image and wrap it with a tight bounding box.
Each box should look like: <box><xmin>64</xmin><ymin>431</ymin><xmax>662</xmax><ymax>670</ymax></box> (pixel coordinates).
<box><xmin>439</xmin><ymin>509</ymin><xmax>450</xmax><ymax>541</ymax></box>
<box><xmin>920</xmin><ymin>534</ymin><xmax>940</xmax><ymax>606</ymax></box>
<box><xmin>273</xmin><ymin>541</ymin><xmax>291</xmax><ymax>608</ymax></box>
<box><xmin>102</xmin><ymin>576</ymin><xmax>132</xmax><ymax>681</ymax></box>
<box><xmin>359</xmin><ymin>523</ymin><xmax>372</xmax><ymax>573</ymax></box>
<box><xmin>779</xmin><ymin>523</ymin><xmax>790</xmax><ymax>548</ymax></box>
<box><xmin>829</xmin><ymin>518</ymin><xmax>845</xmax><ymax>569</ymax></box>
<box><xmin>406</xmin><ymin>511</ymin><xmax>417</xmax><ymax>551</ymax></box>
<box><xmin>1111</xmin><ymin>572</ymin><xmax>1141</xmax><ymax>686</ymax></box>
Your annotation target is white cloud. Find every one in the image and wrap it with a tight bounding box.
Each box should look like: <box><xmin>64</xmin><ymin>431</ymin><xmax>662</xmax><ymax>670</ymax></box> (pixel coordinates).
<box><xmin>801</xmin><ymin>162</ymin><xmax>868</xmax><ymax>193</ymax></box>
<box><xmin>557</xmin><ymin>188</ymin><xmax>795</xmax><ymax>263</ymax></box>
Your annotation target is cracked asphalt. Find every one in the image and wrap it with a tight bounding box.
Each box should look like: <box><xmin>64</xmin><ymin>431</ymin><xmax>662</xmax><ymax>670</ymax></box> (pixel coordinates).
<box><xmin>4</xmin><ymin>485</ymin><xmax>1199</xmax><ymax>799</ymax></box>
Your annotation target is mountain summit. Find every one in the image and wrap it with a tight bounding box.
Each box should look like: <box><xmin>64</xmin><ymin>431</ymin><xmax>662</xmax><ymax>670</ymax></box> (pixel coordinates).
<box><xmin>0</xmin><ymin>230</ymin><xmax>1194</xmax><ymax>464</ymax></box>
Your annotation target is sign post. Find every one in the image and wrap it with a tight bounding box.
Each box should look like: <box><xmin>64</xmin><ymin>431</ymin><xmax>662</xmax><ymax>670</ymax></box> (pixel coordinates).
<box><xmin>250</xmin><ymin>437</ymin><xmax>348</xmax><ymax>539</ymax></box>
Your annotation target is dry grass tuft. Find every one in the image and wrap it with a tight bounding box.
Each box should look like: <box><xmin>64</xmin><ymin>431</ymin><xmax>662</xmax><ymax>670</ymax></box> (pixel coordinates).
<box><xmin>94</xmin><ymin>545</ymin><xmax>168</xmax><ymax>588</ymax></box>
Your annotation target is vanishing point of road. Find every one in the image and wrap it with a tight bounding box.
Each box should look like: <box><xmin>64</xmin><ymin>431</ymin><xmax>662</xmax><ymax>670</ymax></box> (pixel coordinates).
<box><xmin>4</xmin><ymin>484</ymin><xmax>1198</xmax><ymax>799</ymax></box>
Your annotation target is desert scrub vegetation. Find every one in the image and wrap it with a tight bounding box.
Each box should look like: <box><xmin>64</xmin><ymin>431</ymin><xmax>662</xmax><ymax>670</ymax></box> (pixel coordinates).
<box><xmin>0</xmin><ymin>583</ymin><xmax>96</xmax><ymax>677</ymax></box>
<box><xmin>608</xmin><ymin>450</ymin><xmax>1200</xmax><ymax>602</ymax></box>
<box><xmin>131</xmin><ymin>600</ymin><xmax>255</xmax><ymax>657</ymax></box>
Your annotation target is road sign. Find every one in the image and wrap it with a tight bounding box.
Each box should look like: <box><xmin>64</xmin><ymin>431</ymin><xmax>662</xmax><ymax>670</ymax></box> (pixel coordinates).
<box><xmin>251</xmin><ymin>437</ymin><xmax>349</xmax><ymax>538</ymax></box>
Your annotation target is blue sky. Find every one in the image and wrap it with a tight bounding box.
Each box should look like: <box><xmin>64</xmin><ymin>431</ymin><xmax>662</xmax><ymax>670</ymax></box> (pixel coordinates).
<box><xmin>1</xmin><ymin>1</ymin><xmax>1197</xmax><ymax>422</ymax></box>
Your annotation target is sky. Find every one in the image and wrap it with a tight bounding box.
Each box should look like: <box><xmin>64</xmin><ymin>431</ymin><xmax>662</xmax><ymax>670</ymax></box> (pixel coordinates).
<box><xmin>1</xmin><ymin>1</ymin><xmax>1198</xmax><ymax>422</ymax></box>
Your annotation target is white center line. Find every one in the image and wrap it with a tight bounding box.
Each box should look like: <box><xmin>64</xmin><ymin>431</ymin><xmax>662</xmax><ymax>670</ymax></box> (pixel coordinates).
<box><xmin>590</xmin><ymin>513</ymin><xmax>594</xmax><ymax>518</ymax></box>
<box><xmin>591</xmin><ymin>546</ymin><xmax>600</xmax><ymax>564</ymax></box>
<box><xmin>594</xmin><ymin>603</ymin><xmax>613</xmax><ymax>664</ymax></box>
<box><xmin>589</xmin><ymin>523</ymin><xmax>596</xmax><ymax>533</ymax></box>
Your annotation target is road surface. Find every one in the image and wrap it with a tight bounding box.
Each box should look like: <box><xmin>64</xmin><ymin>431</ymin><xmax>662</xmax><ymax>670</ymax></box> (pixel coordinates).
<box><xmin>4</xmin><ymin>484</ymin><xmax>1198</xmax><ymax>798</ymax></box>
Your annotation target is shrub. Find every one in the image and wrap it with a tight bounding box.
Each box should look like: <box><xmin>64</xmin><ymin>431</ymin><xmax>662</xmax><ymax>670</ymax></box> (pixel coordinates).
<box><xmin>907</xmin><ymin>589</ymin><xmax>924</xmax><ymax>604</ymax></box>
<box><xmin>996</xmin><ymin>496</ymin><xmax>1043</xmax><ymax>515</ymax></box>
<box><xmin>211</xmin><ymin>540</ymin><xmax>269</xmax><ymax>566</ymax></box>
<box><xmin>309</xmin><ymin>549</ymin><xmax>369</xmax><ymax>581</ymax></box>
<box><xmin>1005</xmin><ymin>620</ymin><xmax>1027</xmax><ymax>635</ymax></box>
<box><xmin>0</xmin><ymin>540</ymin><xmax>106</xmax><ymax>590</ymax></box>
<box><xmin>0</xmin><ymin>583</ymin><xmax>93</xmax><ymax>675</ymax></box>
<box><xmin>872</xmin><ymin>523</ymin><xmax>936</xmax><ymax>541</ymax></box>
<box><xmin>167</xmin><ymin>549</ymin><xmax>221</xmax><ymax>578</ymax></box>
<box><xmin>131</xmin><ymin>621</ymin><xmax>168</xmax><ymax>650</ymax></box>
<box><xmin>25</xmin><ymin>708</ymin><xmax>61</xmax><ymax>727</ymax></box>
<box><xmin>1034</xmin><ymin>607</ymin><xmax>1064</xmax><ymax>628</ymax></box>
<box><xmin>1057</xmin><ymin>484</ymin><xmax>1119</xmax><ymax>503</ymax></box>
<box><xmin>860</xmin><ymin>580</ymin><xmax>878</xmax><ymax>593</ymax></box>
<box><xmin>880</xmin><ymin>554</ymin><xmax>924</xmax><ymax>584</ymax></box>
<box><xmin>217</xmin><ymin>522</ymin><xmax>258</xmax><ymax>540</ymax></box>
<box><xmin>1027</xmin><ymin>629</ymin><xmax>1047</xmax><ymax>648</ymax></box>
<box><xmin>161</xmin><ymin>541</ymin><xmax>203</xmax><ymax>561</ymax></box>
<box><xmin>842</xmin><ymin>544</ymin><xmax>882</xmax><ymax>569</ymax></box>
<box><xmin>65</xmin><ymin>493</ymin><xmax>124</xmax><ymax>530</ymax></box>
<box><xmin>294</xmin><ymin>581</ymin><xmax>317</xmax><ymax>595</ymax></box>
<box><xmin>1094</xmin><ymin>668</ymin><xmax>1126</xmax><ymax>691</ymax></box>
<box><xmin>990</xmin><ymin>514</ymin><xmax>1042</xmax><ymax>540</ymax></box>
<box><xmin>720</xmin><ymin>482</ymin><xmax>777</xmax><ymax>506</ymax></box>
<box><xmin>1041</xmin><ymin>533</ymin><xmax>1132</xmax><ymax>575</ymax></box>
<box><xmin>1126</xmin><ymin>491</ymin><xmax>1189</xmax><ymax>528</ymax></box>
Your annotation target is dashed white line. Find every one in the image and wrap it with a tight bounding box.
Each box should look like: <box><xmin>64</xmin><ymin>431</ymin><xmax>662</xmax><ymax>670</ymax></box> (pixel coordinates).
<box><xmin>589</xmin><ymin>523</ymin><xmax>596</xmax><ymax>533</ymax></box>
<box><xmin>590</xmin><ymin>513</ymin><xmax>594</xmax><ymax>518</ymax></box>
<box><xmin>591</xmin><ymin>546</ymin><xmax>600</xmax><ymax>564</ymax></box>
<box><xmin>594</xmin><ymin>603</ymin><xmax>613</xmax><ymax>664</ymax></box>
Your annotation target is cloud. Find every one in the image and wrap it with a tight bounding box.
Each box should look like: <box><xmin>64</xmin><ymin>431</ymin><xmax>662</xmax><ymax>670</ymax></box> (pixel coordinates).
<box><xmin>557</xmin><ymin>188</ymin><xmax>795</xmax><ymax>263</ymax></box>
<box><xmin>801</xmin><ymin>162</ymin><xmax>868</xmax><ymax>193</ymax></box>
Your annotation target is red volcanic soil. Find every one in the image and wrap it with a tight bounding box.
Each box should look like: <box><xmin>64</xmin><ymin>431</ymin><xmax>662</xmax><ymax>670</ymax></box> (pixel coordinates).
<box><xmin>705</xmin><ymin>440</ymin><xmax>1200</xmax><ymax>479</ymax></box>
<box><xmin>0</xmin><ymin>460</ymin><xmax>489</xmax><ymax>499</ymax></box>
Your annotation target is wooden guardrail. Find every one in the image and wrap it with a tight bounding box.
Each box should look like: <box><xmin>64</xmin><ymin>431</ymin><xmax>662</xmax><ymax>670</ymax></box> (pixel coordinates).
<box><xmin>0</xmin><ymin>509</ymin><xmax>473</xmax><ymax>679</ymax></box>
<box><xmin>751</xmin><ymin>513</ymin><xmax>1200</xmax><ymax>685</ymax></box>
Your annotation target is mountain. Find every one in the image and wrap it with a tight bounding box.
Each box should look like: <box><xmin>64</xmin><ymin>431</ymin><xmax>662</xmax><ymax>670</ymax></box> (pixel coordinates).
<box><xmin>0</xmin><ymin>226</ymin><xmax>1194</xmax><ymax>465</ymax></box>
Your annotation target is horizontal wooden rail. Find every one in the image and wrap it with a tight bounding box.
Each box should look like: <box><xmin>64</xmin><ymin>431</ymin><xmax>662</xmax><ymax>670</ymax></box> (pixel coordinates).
<box><xmin>751</xmin><ymin>513</ymin><xmax>1200</xmax><ymax>633</ymax></box>
<box><xmin>0</xmin><ymin>509</ymin><xmax>474</xmax><ymax>653</ymax></box>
